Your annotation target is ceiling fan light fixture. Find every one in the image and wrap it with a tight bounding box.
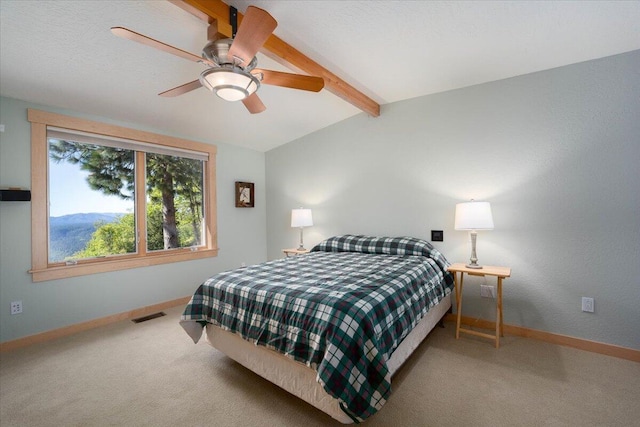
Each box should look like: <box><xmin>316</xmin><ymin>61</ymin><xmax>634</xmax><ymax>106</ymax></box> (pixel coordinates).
<box><xmin>199</xmin><ymin>67</ymin><xmax>260</xmax><ymax>102</ymax></box>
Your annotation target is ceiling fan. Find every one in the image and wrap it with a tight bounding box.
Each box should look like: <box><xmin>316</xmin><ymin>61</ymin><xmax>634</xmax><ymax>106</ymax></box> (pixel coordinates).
<box><xmin>111</xmin><ymin>5</ymin><xmax>324</xmax><ymax>114</ymax></box>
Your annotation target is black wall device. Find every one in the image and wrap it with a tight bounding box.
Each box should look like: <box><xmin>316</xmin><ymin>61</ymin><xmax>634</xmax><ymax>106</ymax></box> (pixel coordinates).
<box><xmin>0</xmin><ymin>189</ymin><xmax>31</xmax><ymax>202</ymax></box>
<box><xmin>431</xmin><ymin>230</ymin><xmax>444</xmax><ymax>242</ymax></box>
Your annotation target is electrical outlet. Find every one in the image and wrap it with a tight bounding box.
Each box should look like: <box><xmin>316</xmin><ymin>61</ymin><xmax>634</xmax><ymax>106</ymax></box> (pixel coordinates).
<box><xmin>11</xmin><ymin>300</ymin><xmax>23</xmax><ymax>315</ymax></box>
<box><xmin>582</xmin><ymin>297</ymin><xmax>594</xmax><ymax>313</ymax></box>
<box><xmin>480</xmin><ymin>285</ymin><xmax>495</xmax><ymax>298</ymax></box>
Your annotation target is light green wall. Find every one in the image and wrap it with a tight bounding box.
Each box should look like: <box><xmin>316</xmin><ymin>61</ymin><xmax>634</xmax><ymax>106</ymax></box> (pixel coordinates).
<box><xmin>265</xmin><ymin>50</ymin><xmax>640</xmax><ymax>350</ymax></box>
<box><xmin>0</xmin><ymin>96</ymin><xmax>267</xmax><ymax>343</ymax></box>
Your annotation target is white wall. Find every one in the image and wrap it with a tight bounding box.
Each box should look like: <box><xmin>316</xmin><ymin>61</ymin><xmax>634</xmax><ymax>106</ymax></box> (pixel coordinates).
<box><xmin>0</xmin><ymin>96</ymin><xmax>267</xmax><ymax>343</ymax></box>
<box><xmin>266</xmin><ymin>50</ymin><xmax>640</xmax><ymax>350</ymax></box>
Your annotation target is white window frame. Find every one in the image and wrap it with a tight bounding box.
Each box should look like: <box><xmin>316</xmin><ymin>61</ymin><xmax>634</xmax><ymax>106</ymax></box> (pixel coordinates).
<box><xmin>28</xmin><ymin>109</ymin><xmax>218</xmax><ymax>282</ymax></box>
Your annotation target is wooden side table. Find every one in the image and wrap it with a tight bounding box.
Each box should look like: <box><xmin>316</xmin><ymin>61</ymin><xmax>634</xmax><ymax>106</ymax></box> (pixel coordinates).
<box><xmin>283</xmin><ymin>248</ymin><xmax>310</xmax><ymax>257</ymax></box>
<box><xmin>447</xmin><ymin>263</ymin><xmax>511</xmax><ymax>348</ymax></box>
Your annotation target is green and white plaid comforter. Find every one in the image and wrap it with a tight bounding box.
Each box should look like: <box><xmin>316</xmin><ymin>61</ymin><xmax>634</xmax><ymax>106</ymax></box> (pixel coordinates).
<box><xmin>180</xmin><ymin>235</ymin><xmax>453</xmax><ymax>422</ymax></box>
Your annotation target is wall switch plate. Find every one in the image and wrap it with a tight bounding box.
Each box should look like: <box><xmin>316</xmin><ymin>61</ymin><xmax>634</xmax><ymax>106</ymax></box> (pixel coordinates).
<box><xmin>480</xmin><ymin>285</ymin><xmax>496</xmax><ymax>298</ymax></box>
<box><xmin>581</xmin><ymin>297</ymin><xmax>594</xmax><ymax>313</ymax></box>
<box><xmin>431</xmin><ymin>230</ymin><xmax>443</xmax><ymax>242</ymax></box>
<box><xmin>10</xmin><ymin>300</ymin><xmax>23</xmax><ymax>315</ymax></box>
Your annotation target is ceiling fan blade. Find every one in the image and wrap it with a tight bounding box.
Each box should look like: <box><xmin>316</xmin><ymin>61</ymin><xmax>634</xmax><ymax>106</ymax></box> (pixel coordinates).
<box><xmin>227</xmin><ymin>6</ymin><xmax>277</xmax><ymax>67</ymax></box>
<box><xmin>159</xmin><ymin>80</ymin><xmax>202</xmax><ymax>97</ymax></box>
<box><xmin>253</xmin><ymin>69</ymin><xmax>324</xmax><ymax>92</ymax></box>
<box><xmin>111</xmin><ymin>27</ymin><xmax>215</xmax><ymax>67</ymax></box>
<box><xmin>242</xmin><ymin>93</ymin><xmax>266</xmax><ymax>114</ymax></box>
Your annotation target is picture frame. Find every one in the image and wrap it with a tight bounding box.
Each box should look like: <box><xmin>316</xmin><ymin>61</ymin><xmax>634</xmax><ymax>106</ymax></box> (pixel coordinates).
<box><xmin>235</xmin><ymin>181</ymin><xmax>254</xmax><ymax>208</ymax></box>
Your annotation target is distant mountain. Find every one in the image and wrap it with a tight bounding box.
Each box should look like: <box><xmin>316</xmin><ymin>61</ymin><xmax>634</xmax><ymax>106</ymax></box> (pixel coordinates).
<box><xmin>50</xmin><ymin>212</ymin><xmax>122</xmax><ymax>226</ymax></box>
<box><xmin>49</xmin><ymin>213</ymin><xmax>125</xmax><ymax>261</ymax></box>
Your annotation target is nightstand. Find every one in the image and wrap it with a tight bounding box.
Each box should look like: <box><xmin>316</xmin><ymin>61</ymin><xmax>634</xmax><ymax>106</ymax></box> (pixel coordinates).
<box><xmin>447</xmin><ymin>263</ymin><xmax>511</xmax><ymax>348</ymax></box>
<box><xmin>283</xmin><ymin>248</ymin><xmax>310</xmax><ymax>257</ymax></box>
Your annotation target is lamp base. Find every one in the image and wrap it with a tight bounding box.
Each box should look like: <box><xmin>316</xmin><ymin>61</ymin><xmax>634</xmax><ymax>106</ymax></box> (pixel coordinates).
<box><xmin>297</xmin><ymin>227</ymin><xmax>306</xmax><ymax>252</ymax></box>
<box><xmin>466</xmin><ymin>231</ymin><xmax>483</xmax><ymax>269</ymax></box>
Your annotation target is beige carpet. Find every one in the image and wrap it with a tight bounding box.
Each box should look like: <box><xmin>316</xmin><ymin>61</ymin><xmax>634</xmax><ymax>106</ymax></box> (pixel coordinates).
<box><xmin>1</xmin><ymin>305</ymin><xmax>638</xmax><ymax>426</ymax></box>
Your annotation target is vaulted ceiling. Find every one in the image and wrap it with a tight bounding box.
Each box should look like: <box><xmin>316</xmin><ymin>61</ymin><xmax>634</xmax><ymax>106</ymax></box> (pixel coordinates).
<box><xmin>1</xmin><ymin>1</ymin><xmax>639</xmax><ymax>151</ymax></box>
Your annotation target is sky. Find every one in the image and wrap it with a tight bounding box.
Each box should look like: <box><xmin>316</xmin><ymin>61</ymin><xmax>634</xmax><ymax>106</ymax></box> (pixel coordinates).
<box><xmin>49</xmin><ymin>160</ymin><xmax>133</xmax><ymax>217</ymax></box>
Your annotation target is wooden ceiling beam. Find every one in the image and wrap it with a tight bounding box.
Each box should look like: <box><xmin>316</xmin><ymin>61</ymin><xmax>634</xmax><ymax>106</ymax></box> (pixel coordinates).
<box><xmin>170</xmin><ymin>0</ymin><xmax>380</xmax><ymax>117</ymax></box>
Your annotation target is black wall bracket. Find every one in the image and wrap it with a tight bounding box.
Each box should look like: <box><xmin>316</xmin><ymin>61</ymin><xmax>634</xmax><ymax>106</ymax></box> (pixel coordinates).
<box><xmin>0</xmin><ymin>189</ymin><xmax>31</xmax><ymax>202</ymax></box>
<box><xmin>230</xmin><ymin>6</ymin><xmax>238</xmax><ymax>38</ymax></box>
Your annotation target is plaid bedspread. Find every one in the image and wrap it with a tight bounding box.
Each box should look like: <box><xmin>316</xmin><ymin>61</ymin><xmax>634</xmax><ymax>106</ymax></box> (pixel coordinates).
<box><xmin>180</xmin><ymin>235</ymin><xmax>453</xmax><ymax>422</ymax></box>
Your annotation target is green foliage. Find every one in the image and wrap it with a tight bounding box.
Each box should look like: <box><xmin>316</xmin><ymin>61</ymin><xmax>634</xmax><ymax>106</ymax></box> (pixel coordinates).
<box><xmin>73</xmin><ymin>215</ymin><xmax>135</xmax><ymax>258</ymax></box>
<box><xmin>146</xmin><ymin>184</ymin><xmax>203</xmax><ymax>251</ymax></box>
<box><xmin>73</xmin><ymin>193</ymin><xmax>202</xmax><ymax>258</ymax></box>
<box><xmin>146</xmin><ymin>199</ymin><xmax>164</xmax><ymax>251</ymax></box>
<box><xmin>146</xmin><ymin>153</ymin><xmax>203</xmax><ymax>249</ymax></box>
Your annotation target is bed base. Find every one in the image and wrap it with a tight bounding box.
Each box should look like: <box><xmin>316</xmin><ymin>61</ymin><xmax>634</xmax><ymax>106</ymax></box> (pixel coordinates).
<box><xmin>205</xmin><ymin>293</ymin><xmax>451</xmax><ymax>423</ymax></box>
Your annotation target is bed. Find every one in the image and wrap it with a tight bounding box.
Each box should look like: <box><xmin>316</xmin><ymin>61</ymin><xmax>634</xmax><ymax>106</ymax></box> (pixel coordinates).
<box><xmin>180</xmin><ymin>235</ymin><xmax>454</xmax><ymax>423</ymax></box>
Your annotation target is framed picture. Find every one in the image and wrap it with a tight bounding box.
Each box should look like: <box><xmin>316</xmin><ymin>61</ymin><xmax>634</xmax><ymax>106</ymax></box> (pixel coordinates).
<box><xmin>235</xmin><ymin>181</ymin><xmax>254</xmax><ymax>208</ymax></box>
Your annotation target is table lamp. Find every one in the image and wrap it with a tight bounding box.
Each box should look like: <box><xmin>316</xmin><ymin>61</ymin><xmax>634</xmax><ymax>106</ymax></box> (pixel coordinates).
<box><xmin>291</xmin><ymin>208</ymin><xmax>313</xmax><ymax>250</ymax></box>
<box><xmin>454</xmin><ymin>200</ymin><xmax>494</xmax><ymax>269</ymax></box>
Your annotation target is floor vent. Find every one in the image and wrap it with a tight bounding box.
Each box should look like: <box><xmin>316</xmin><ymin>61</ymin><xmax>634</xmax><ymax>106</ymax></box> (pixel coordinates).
<box><xmin>132</xmin><ymin>312</ymin><xmax>166</xmax><ymax>324</ymax></box>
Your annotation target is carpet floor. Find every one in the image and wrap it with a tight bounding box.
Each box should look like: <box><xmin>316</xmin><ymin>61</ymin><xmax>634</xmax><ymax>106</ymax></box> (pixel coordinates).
<box><xmin>1</xmin><ymin>305</ymin><xmax>638</xmax><ymax>426</ymax></box>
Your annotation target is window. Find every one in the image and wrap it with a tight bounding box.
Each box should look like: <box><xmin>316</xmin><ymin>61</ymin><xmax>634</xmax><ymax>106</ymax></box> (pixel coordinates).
<box><xmin>29</xmin><ymin>109</ymin><xmax>218</xmax><ymax>282</ymax></box>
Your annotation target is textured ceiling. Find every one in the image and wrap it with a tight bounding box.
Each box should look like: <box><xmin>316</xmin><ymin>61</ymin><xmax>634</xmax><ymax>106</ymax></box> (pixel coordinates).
<box><xmin>1</xmin><ymin>1</ymin><xmax>639</xmax><ymax>152</ymax></box>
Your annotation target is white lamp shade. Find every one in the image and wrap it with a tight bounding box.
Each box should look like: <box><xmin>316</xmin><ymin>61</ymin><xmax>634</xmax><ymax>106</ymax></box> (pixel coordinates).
<box><xmin>291</xmin><ymin>208</ymin><xmax>313</xmax><ymax>228</ymax></box>
<box><xmin>454</xmin><ymin>201</ymin><xmax>494</xmax><ymax>230</ymax></box>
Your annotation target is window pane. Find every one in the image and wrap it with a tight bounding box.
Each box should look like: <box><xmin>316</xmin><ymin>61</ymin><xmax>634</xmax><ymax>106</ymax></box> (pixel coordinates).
<box><xmin>145</xmin><ymin>153</ymin><xmax>204</xmax><ymax>251</ymax></box>
<box><xmin>48</xmin><ymin>139</ymin><xmax>136</xmax><ymax>263</ymax></box>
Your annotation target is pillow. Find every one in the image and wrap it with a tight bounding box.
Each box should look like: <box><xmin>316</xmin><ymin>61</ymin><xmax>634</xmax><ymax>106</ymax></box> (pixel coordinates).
<box><xmin>310</xmin><ymin>234</ymin><xmax>450</xmax><ymax>271</ymax></box>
